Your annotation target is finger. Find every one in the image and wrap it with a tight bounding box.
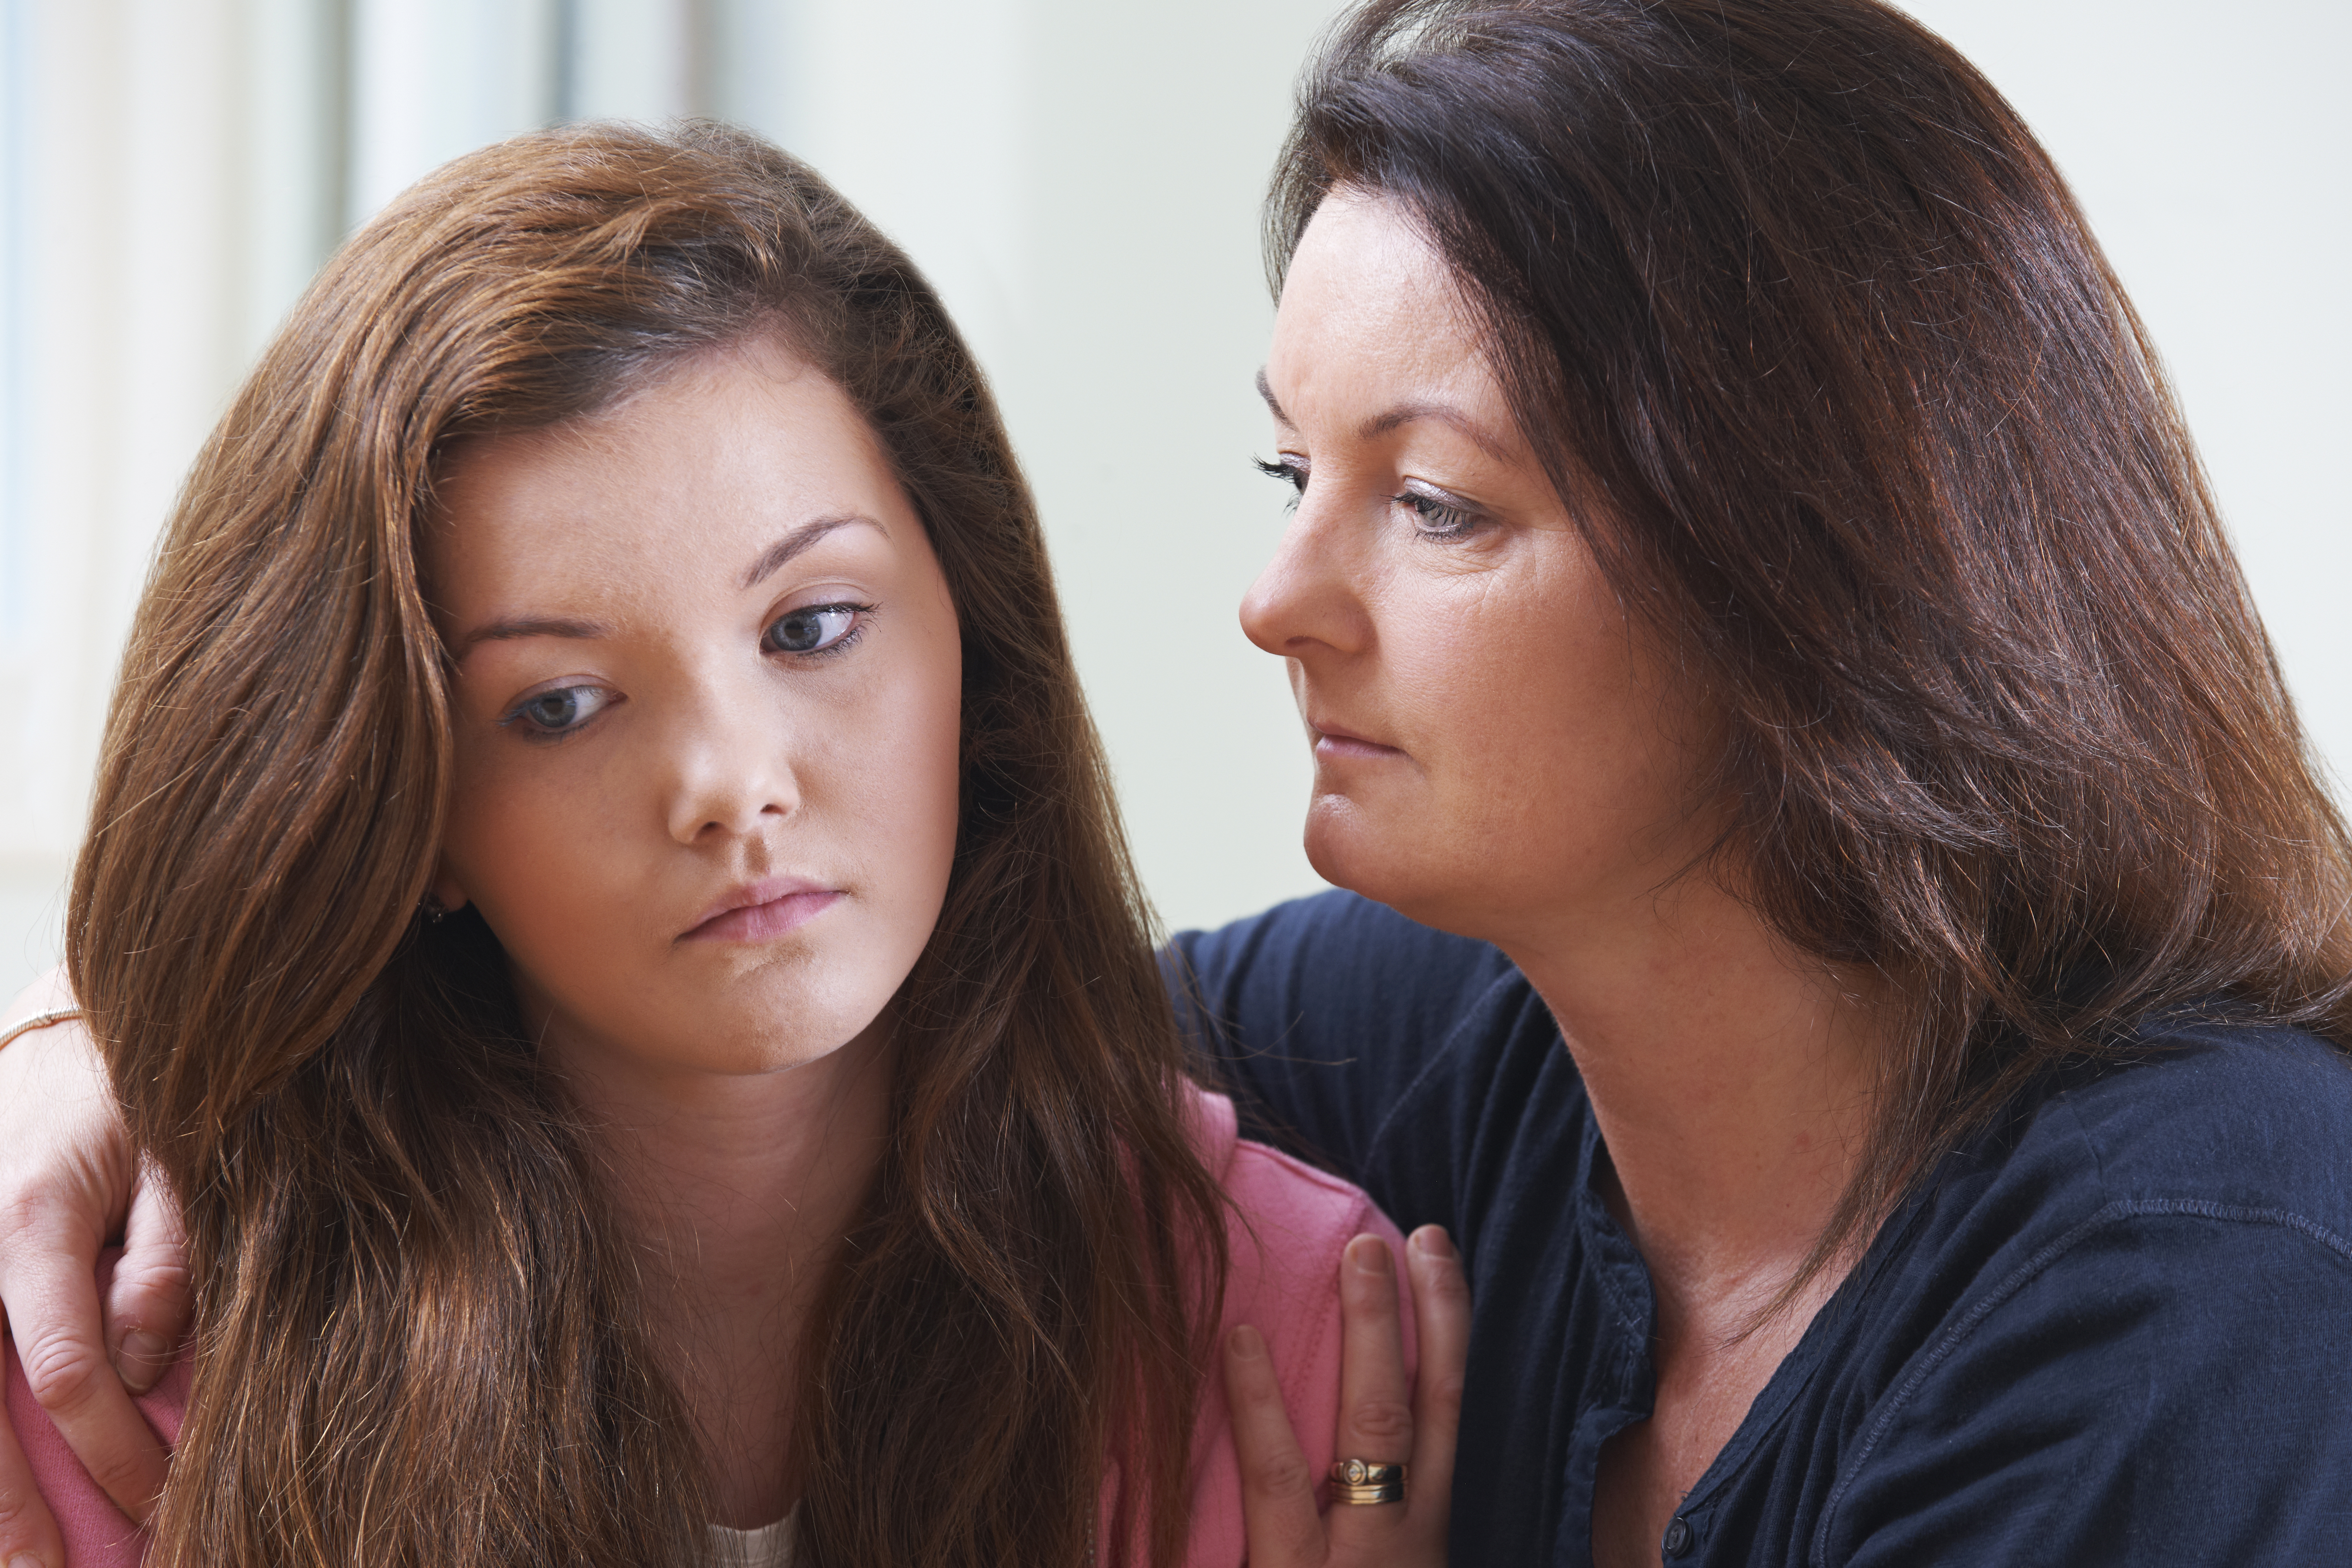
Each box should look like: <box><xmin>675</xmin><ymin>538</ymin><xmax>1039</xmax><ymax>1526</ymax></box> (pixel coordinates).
<box><xmin>0</xmin><ymin>1021</ymin><xmax>168</xmax><ymax>1522</ymax></box>
<box><xmin>1336</xmin><ymin>1232</ymin><xmax>1401</xmax><ymax>1467</ymax></box>
<box><xmin>1223</xmin><ymin>1324</ymin><xmax>1327</xmax><ymax>1568</ymax></box>
<box><xmin>1404</xmin><ymin>1225</ymin><xmax>1470</xmax><ymax>1540</ymax></box>
<box><xmin>1322</xmin><ymin>1233</ymin><xmax>1421</xmax><ymax>1558</ymax></box>
<box><xmin>3</xmin><ymin>1205</ymin><xmax>167</xmax><ymax>1523</ymax></box>
<box><xmin>0</xmin><ymin>1305</ymin><xmax>68</xmax><ymax>1568</ymax></box>
<box><xmin>104</xmin><ymin>1161</ymin><xmax>190</xmax><ymax>1396</ymax></box>
<box><xmin>1333</xmin><ymin>1234</ymin><xmax>1414</xmax><ymax>1466</ymax></box>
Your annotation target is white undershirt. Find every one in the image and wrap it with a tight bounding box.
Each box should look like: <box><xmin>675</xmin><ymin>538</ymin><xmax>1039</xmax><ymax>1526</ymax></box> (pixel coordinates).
<box><xmin>707</xmin><ymin>1508</ymin><xmax>797</xmax><ymax>1568</ymax></box>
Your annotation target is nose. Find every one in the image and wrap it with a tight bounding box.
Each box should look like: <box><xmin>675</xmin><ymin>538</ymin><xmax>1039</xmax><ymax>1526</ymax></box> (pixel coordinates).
<box><xmin>1239</xmin><ymin>481</ymin><xmax>1374</xmax><ymax>660</ymax></box>
<box><xmin>663</xmin><ymin>672</ymin><xmax>801</xmax><ymax>846</ymax></box>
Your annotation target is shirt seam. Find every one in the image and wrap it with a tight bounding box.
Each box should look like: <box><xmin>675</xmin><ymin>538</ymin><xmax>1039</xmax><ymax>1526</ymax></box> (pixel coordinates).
<box><xmin>1809</xmin><ymin>1200</ymin><xmax>2352</xmax><ymax>1568</ymax></box>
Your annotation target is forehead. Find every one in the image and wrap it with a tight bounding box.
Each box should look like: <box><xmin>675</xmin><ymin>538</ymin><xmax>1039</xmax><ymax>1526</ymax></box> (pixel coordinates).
<box><xmin>425</xmin><ymin>338</ymin><xmax>908</xmax><ymax>607</ymax></box>
<box><xmin>1269</xmin><ymin>191</ymin><xmax>1490</xmax><ymax>398</ymax></box>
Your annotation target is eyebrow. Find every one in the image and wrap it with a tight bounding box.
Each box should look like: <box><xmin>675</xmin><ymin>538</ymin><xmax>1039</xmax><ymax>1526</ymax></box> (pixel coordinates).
<box><xmin>1256</xmin><ymin>368</ymin><xmax>1292</xmax><ymax>427</ymax></box>
<box><xmin>1358</xmin><ymin>401</ymin><xmax>1515</xmax><ymax>463</ymax></box>
<box><xmin>1255</xmin><ymin>367</ymin><xmax>1514</xmax><ymax>463</ymax></box>
<box><xmin>454</xmin><ymin>615</ymin><xmax>607</xmax><ymax>659</ymax></box>
<box><xmin>739</xmin><ymin>512</ymin><xmax>875</xmax><ymax>590</ymax></box>
<box><xmin>452</xmin><ymin>516</ymin><xmax>880</xmax><ymax>660</ymax></box>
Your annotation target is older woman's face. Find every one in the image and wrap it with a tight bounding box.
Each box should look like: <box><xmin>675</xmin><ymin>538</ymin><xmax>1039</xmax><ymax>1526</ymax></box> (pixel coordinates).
<box><xmin>1242</xmin><ymin>192</ymin><xmax>1713</xmax><ymax>949</ymax></box>
<box><xmin>426</xmin><ymin>336</ymin><xmax>962</xmax><ymax>1083</ymax></box>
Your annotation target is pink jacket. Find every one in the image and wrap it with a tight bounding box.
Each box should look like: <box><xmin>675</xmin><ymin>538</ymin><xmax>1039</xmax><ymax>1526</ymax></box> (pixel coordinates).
<box><xmin>1151</xmin><ymin>1086</ymin><xmax>1418</xmax><ymax>1567</ymax></box>
<box><xmin>9</xmin><ymin>1087</ymin><xmax>1411</xmax><ymax>1566</ymax></box>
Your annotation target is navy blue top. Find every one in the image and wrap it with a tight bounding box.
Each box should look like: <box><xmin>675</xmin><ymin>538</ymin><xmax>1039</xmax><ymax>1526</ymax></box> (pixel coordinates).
<box><xmin>1170</xmin><ymin>891</ymin><xmax>2352</xmax><ymax>1566</ymax></box>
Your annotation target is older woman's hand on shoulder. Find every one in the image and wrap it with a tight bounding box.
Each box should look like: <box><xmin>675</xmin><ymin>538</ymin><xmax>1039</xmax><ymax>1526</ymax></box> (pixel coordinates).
<box><xmin>0</xmin><ymin>968</ymin><xmax>185</xmax><ymax>1563</ymax></box>
<box><xmin>1226</xmin><ymin>1224</ymin><xmax>1466</xmax><ymax>1568</ymax></box>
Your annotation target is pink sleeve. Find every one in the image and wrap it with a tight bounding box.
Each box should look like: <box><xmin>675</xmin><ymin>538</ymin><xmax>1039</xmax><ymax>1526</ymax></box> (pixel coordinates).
<box><xmin>2</xmin><ymin>1252</ymin><xmax>189</xmax><ymax>1566</ymax></box>
<box><xmin>1179</xmin><ymin>1091</ymin><xmax>1418</xmax><ymax>1568</ymax></box>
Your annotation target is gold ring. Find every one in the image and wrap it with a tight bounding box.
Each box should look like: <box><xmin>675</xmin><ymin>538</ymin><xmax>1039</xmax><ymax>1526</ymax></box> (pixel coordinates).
<box><xmin>1328</xmin><ymin>1458</ymin><xmax>1406</xmax><ymax>1505</ymax></box>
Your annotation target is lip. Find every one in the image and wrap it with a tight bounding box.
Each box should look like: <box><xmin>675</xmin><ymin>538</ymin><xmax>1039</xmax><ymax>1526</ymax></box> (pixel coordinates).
<box><xmin>1308</xmin><ymin>716</ymin><xmax>1406</xmax><ymax>761</ymax></box>
<box><xmin>680</xmin><ymin>876</ymin><xmax>842</xmax><ymax>943</ymax></box>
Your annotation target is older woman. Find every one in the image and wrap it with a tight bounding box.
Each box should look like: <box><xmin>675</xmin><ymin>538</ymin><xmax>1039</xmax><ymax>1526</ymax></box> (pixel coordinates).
<box><xmin>7</xmin><ymin>0</ymin><xmax>2352</xmax><ymax>1564</ymax></box>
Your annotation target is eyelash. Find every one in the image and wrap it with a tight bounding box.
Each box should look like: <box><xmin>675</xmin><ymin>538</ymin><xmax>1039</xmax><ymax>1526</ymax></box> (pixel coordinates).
<box><xmin>764</xmin><ymin>601</ymin><xmax>877</xmax><ymax>662</ymax></box>
<box><xmin>1252</xmin><ymin>456</ymin><xmax>1482</xmax><ymax>541</ymax></box>
<box><xmin>1395</xmin><ymin>488</ymin><xmax>1479</xmax><ymax>540</ymax></box>
<box><xmin>1254</xmin><ymin>455</ymin><xmax>1306</xmax><ymax>510</ymax></box>
<box><xmin>494</xmin><ymin>601</ymin><xmax>878</xmax><ymax>745</ymax></box>
<box><xmin>498</xmin><ymin>685</ymin><xmax>615</xmax><ymax>743</ymax></box>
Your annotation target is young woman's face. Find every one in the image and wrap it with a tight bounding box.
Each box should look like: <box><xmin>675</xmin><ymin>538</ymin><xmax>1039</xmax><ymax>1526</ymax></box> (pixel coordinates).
<box><xmin>1242</xmin><ymin>191</ymin><xmax>1715</xmax><ymax>949</ymax></box>
<box><xmin>426</xmin><ymin>336</ymin><xmax>962</xmax><ymax>1082</ymax></box>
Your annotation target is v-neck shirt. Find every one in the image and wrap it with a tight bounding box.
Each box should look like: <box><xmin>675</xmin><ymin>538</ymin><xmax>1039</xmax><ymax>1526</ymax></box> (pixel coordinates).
<box><xmin>1170</xmin><ymin>891</ymin><xmax>2352</xmax><ymax>1565</ymax></box>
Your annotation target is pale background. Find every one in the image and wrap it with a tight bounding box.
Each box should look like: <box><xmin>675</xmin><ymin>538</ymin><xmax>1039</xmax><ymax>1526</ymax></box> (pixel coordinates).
<box><xmin>0</xmin><ymin>0</ymin><xmax>2344</xmax><ymax>997</ymax></box>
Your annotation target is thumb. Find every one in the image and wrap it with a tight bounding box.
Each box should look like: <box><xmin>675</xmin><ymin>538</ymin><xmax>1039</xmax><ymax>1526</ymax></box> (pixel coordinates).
<box><xmin>104</xmin><ymin>1159</ymin><xmax>190</xmax><ymax>1396</ymax></box>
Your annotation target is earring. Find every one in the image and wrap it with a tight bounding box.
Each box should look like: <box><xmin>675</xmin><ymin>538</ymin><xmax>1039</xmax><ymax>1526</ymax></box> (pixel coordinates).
<box><xmin>421</xmin><ymin>895</ymin><xmax>449</xmax><ymax>925</ymax></box>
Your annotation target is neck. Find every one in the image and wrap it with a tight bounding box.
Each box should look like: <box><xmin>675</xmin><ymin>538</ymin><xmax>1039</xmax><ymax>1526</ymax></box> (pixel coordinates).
<box><xmin>551</xmin><ymin>1018</ymin><xmax>894</xmax><ymax>1529</ymax></box>
<box><xmin>1497</xmin><ymin>871</ymin><xmax>1889</xmax><ymax>1334</ymax></box>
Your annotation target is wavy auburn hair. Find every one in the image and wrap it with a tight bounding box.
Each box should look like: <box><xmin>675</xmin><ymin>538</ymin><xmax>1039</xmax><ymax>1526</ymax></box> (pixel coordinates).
<box><xmin>1272</xmin><ymin>0</ymin><xmax>2352</xmax><ymax>1275</ymax></box>
<box><xmin>69</xmin><ymin>122</ymin><xmax>1224</xmax><ymax>1567</ymax></box>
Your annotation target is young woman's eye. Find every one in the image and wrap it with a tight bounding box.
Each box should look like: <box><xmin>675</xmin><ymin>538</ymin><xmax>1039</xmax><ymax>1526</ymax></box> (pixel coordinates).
<box><xmin>1254</xmin><ymin>455</ymin><xmax>1309</xmax><ymax>506</ymax></box>
<box><xmin>764</xmin><ymin>603</ymin><xmax>867</xmax><ymax>657</ymax></box>
<box><xmin>1396</xmin><ymin>486</ymin><xmax>1482</xmax><ymax>541</ymax></box>
<box><xmin>501</xmin><ymin>684</ymin><xmax>614</xmax><ymax>737</ymax></box>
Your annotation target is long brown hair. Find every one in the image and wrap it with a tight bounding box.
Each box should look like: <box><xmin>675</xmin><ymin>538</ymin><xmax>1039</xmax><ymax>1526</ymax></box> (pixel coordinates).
<box><xmin>1270</xmin><ymin>0</ymin><xmax>2352</xmax><ymax>1277</ymax></box>
<box><xmin>69</xmin><ymin>122</ymin><xmax>1224</xmax><ymax>1568</ymax></box>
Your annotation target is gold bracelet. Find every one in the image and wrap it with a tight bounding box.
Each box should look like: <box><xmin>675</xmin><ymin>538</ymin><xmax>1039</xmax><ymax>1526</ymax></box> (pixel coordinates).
<box><xmin>0</xmin><ymin>1008</ymin><xmax>84</xmax><ymax>1053</ymax></box>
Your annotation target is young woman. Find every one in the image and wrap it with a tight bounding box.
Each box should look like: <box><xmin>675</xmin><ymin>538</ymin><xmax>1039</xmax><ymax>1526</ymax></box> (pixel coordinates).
<box><xmin>0</xmin><ymin>122</ymin><xmax>1463</xmax><ymax>1567</ymax></box>
<box><xmin>10</xmin><ymin>0</ymin><xmax>2352</xmax><ymax>1564</ymax></box>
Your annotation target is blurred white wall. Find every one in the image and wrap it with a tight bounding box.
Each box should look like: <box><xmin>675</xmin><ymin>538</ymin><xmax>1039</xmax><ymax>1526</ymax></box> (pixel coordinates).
<box><xmin>0</xmin><ymin>0</ymin><xmax>2344</xmax><ymax>998</ymax></box>
<box><xmin>1901</xmin><ymin>0</ymin><xmax>2352</xmax><ymax>799</ymax></box>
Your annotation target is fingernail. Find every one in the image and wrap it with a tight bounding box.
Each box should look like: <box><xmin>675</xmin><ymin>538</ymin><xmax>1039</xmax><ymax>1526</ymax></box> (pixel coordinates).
<box><xmin>1351</xmin><ymin>1234</ymin><xmax>1394</xmax><ymax>1275</ymax></box>
<box><xmin>14</xmin><ymin>1552</ymin><xmax>50</xmax><ymax>1568</ymax></box>
<box><xmin>1410</xmin><ymin>1224</ymin><xmax>1458</xmax><ymax>1260</ymax></box>
<box><xmin>1228</xmin><ymin>1324</ymin><xmax>1266</xmax><ymax>1359</ymax></box>
<box><xmin>117</xmin><ymin>1330</ymin><xmax>170</xmax><ymax>1393</ymax></box>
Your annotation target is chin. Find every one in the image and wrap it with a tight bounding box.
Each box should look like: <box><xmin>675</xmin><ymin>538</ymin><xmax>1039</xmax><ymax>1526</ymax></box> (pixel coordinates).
<box><xmin>1304</xmin><ymin>799</ymin><xmax>1446</xmax><ymax>929</ymax></box>
<box><xmin>1308</xmin><ymin>799</ymin><xmax>1505</xmax><ymax>945</ymax></box>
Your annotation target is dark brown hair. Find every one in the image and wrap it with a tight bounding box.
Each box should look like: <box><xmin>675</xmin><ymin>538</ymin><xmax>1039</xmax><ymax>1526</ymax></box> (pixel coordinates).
<box><xmin>69</xmin><ymin>122</ymin><xmax>1223</xmax><ymax>1567</ymax></box>
<box><xmin>1270</xmin><ymin>0</ymin><xmax>2352</xmax><ymax>1275</ymax></box>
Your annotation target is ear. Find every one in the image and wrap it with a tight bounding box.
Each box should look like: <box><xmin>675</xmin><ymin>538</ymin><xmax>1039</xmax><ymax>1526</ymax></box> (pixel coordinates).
<box><xmin>428</xmin><ymin>860</ymin><xmax>471</xmax><ymax>916</ymax></box>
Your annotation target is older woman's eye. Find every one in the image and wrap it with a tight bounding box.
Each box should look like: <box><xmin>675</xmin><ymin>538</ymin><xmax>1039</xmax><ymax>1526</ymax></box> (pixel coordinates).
<box><xmin>1397</xmin><ymin>486</ymin><xmax>1481</xmax><ymax>541</ymax></box>
<box><xmin>764</xmin><ymin>603</ymin><xmax>867</xmax><ymax>656</ymax></box>
<box><xmin>1253</xmin><ymin>455</ymin><xmax>1309</xmax><ymax>507</ymax></box>
<box><xmin>502</xmin><ymin>685</ymin><xmax>614</xmax><ymax>736</ymax></box>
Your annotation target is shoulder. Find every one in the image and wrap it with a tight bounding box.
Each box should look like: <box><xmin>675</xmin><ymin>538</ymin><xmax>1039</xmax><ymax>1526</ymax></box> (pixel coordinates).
<box><xmin>1968</xmin><ymin>1020</ymin><xmax>2352</xmax><ymax>1366</ymax></box>
<box><xmin>1177</xmin><ymin>1084</ymin><xmax>1414</xmax><ymax>1568</ymax></box>
<box><xmin>1185</xmin><ymin>1083</ymin><xmax>1408</xmax><ymax>1334</ymax></box>
<box><xmin>1173</xmin><ymin>887</ymin><xmax>1490</xmax><ymax>961</ymax></box>
<box><xmin>1168</xmin><ymin>890</ymin><xmax>1511</xmax><ymax>1036</ymax></box>
<box><xmin>1905</xmin><ymin>1020</ymin><xmax>2352</xmax><ymax>1278</ymax></box>
<box><xmin>1165</xmin><ymin>892</ymin><xmax>1536</xmax><ymax>1196</ymax></box>
<box><xmin>1811</xmin><ymin>1024</ymin><xmax>2352</xmax><ymax>1564</ymax></box>
<box><xmin>1913</xmin><ymin>1019</ymin><xmax>2352</xmax><ymax>1356</ymax></box>
<box><xmin>2044</xmin><ymin>1020</ymin><xmax>2352</xmax><ymax>1223</ymax></box>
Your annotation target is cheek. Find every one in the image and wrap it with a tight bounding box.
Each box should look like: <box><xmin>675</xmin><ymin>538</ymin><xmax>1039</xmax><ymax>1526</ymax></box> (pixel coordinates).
<box><xmin>438</xmin><ymin>732</ymin><xmax>638</xmax><ymax>959</ymax></box>
<box><xmin>1468</xmin><ymin>658</ymin><xmax>1662</xmax><ymax>882</ymax></box>
<box><xmin>1312</xmin><ymin>548</ymin><xmax>1705</xmax><ymax>926</ymax></box>
<box><xmin>857</xmin><ymin>636</ymin><xmax>963</xmax><ymax>924</ymax></box>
